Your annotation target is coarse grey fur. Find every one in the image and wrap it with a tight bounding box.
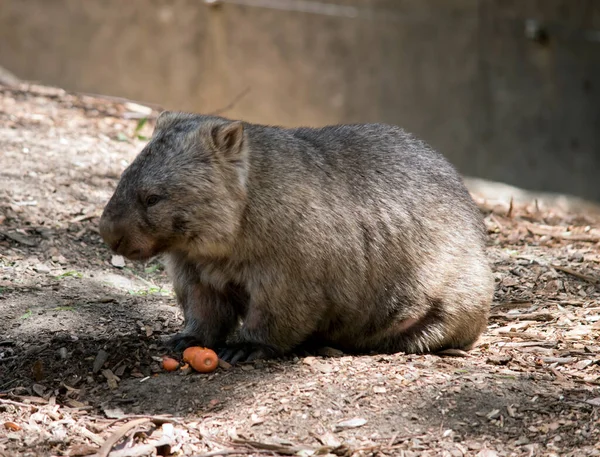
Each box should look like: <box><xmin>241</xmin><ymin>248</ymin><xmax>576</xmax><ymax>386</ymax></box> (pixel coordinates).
<box><xmin>99</xmin><ymin>111</ymin><xmax>494</xmax><ymax>362</ymax></box>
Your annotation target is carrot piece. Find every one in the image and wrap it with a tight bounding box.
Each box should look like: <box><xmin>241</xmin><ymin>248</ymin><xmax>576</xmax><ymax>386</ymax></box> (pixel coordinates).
<box><xmin>162</xmin><ymin>356</ymin><xmax>180</xmax><ymax>372</ymax></box>
<box><xmin>190</xmin><ymin>348</ymin><xmax>219</xmax><ymax>373</ymax></box>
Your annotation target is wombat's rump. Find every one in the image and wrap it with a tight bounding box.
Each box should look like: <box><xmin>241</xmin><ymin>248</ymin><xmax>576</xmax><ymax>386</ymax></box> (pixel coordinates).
<box><xmin>99</xmin><ymin>112</ymin><xmax>494</xmax><ymax>363</ymax></box>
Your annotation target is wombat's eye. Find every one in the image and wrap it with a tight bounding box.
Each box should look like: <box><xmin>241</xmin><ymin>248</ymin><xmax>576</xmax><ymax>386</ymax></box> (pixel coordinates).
<box><xmin>145</xmin><ymin>195</ymin><xmax>161</xmax><ymax>207</ymax></box>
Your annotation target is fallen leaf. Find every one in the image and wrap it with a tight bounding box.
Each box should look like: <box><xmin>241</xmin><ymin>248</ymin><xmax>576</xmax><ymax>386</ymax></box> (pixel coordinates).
<box><xmin>335</xmin><ymin>417</ymin><xmax>367</xmax><ymax>431</ymax></box>
<box><xmin>250</xmin><ymin>413</ymin><xmax>264</xmax><ymax>426</ymax></box>
<box><xmin>586</xmin><ymin>397</ymin><xmax>600</xmax><ymax>406</ymax></box>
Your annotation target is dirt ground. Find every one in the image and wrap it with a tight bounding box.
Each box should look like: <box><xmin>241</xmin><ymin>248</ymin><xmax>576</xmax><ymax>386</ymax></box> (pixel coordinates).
<box><xmin>0</xmin><ymin>84</ymin><xmax>599</xmax><ymax>457</ymax></box>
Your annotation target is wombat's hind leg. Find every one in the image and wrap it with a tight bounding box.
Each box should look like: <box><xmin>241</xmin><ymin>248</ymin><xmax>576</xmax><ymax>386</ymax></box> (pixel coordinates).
<box><xmin>383</xmin><ymin>299</ymin><xmax>487</xmax><ymax>354</ymax></box>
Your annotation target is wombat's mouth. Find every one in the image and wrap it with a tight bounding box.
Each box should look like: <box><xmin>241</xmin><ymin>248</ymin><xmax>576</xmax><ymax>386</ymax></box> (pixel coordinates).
<box><xmin>124</xmin><ymin>241</ymin><xmax>168</xmax><ymax>262</ymax></box>
<box><xmin>125</xmin><ymin>249</ymin><xmax>154</xmax><ymax>262</ymax></box>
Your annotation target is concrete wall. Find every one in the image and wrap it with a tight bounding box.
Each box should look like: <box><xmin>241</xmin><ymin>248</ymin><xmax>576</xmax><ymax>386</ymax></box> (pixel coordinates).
<box><xmin>1</xmin><ymin>0</ymin><xmax>599</xmax><ymax>201</ymax></box>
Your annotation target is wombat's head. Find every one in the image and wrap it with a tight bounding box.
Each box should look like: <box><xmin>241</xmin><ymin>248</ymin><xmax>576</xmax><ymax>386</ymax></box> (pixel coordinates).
<box><xmin>99</xmin><ymin>111</ymin><xmax>248</xmax><ymax>261</ymax></box>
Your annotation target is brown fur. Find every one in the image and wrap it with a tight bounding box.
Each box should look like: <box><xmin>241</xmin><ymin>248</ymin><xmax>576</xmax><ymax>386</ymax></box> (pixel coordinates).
<box><xmin>99</xmin><ymin>111</ymin><xmax>494</xmax><ymax>362</ymax></box>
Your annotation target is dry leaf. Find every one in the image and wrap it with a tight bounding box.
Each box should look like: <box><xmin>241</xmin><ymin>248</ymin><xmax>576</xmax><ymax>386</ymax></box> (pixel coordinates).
<box><xmin>335</xmin><ymin>417</ymin><xmax>367</xmax><ymax>431</ymax></box>
<box><xmin>586</xmin><ymin>397</ymin><xmax>600</xmax><ymax>406</ymax></box>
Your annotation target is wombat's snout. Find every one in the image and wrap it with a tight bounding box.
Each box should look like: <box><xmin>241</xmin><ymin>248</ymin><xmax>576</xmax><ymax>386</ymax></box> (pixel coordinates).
<box><xmin>99</xmin><ymin>214</ymin><xmax>124</xmax><ymax>253</ymax></box>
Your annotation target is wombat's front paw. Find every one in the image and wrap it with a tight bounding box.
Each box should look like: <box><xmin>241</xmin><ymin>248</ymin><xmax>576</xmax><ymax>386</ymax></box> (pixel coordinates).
<box><xmin>165</xmin><ymin>333</ymin><xmax>204</xmax><ymax>352</ymax></box>
<box><xmin>217</xmin><ymin>343</ymin><xmax>279</xmax><ymax>364</ymax></box>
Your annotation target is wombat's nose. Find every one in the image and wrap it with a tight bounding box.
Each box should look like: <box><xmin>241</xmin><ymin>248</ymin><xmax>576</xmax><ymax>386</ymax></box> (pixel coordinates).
<box><xmin>99</xmin><ymin>215</ymin><xmax>124</xmax><ymax>253</ymax></box>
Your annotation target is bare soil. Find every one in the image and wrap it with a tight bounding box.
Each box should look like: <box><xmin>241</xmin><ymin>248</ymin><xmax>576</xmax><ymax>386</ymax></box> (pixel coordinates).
<box><xmin>0</xmin><ymin>84</ymin><xmax>599</xmax><ymax>457</ymax></box>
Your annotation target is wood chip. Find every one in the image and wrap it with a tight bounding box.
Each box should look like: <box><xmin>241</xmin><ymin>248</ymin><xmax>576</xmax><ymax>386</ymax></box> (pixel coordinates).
<box><xmin>3</xmin><ymin>421</ymin><xmax>21</xmax><ymax>431</ymax></box>
<box><xmin>93</xmin><ymin>350</ymin><xmax>109</xmax><ymax>373</ymax></box>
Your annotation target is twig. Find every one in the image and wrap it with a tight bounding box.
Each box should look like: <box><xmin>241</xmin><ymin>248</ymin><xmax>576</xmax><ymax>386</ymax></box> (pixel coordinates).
<box><xmin>541</xmin><ymin>357</ymin><xmax>577</xmax><ymax>365</ymax></box>
<box><xmin>99</xmin><ymin>414</ymin><xmax>179</xmax><ymax>431</ymax></box>
<box><xmin>489</xmin><ymin>213</ymin><xmax>505</xmax><ymax>231</ymax></box>
<box><xmin>73</xmin><ymin>424</ymin><xmax>105</xmax><ymax>446</ymax></box>
<box><xmin>0</xmin><ymin>398</ymin><xmax>40</xmax><ymax>409</ymax></box>
<box><xmin>497</xmin><ymin>331</ymin><xmax>547</xmax><ymax>340</ymax></box>
<box><xmin>489</xmin><ymin>312</ymin><xmax>554</xmax><ymax>322</ymax></box>
<box><xmin>231</xmin><ymin>438</ymin><xmax>313</xmax><ymax>455</ymax></box>
<box><xmin>506</xmin><ymin>197</ymin><xmax>514</xmax><ymax>218</ymax></box>
<box><xmin>525</xmin><ymin>223</ymin><xmax>600</xmax><ymax>242</ymax></box>
<box><xmin>210</xmin><ymin>87</ymin><xmax>251</xmax><ymax>116</ymax></box>
<box><xmin>106</xmin><ymin>437</ymin><xmax>173</xmax><ymax>457</ymax></box>
<box><xmin>551</xmin><ymin>264</ymin><xmax>598</xmax><ymax>285</ymax></box>
<box><xmin>192</xmin><ymin>450</ymin><xmax>262</xmax><ymax>457</ymax></box>
<box><xmin>496</xmin><ymin>341</ymin><xmax>558</xmax><ymax>348</ymax></box>
<box><xmin>491</xmin><ymin>301</ymin><xmax>534</xmax><ymax>311</ymax></box>
<box><xmin>97</xmin><ymin>418</ymin><xmax>152</xmax><ymax>457</ymax></box>
<box><xmin>70</xmin><ymin>213</ymin><xmax>100</xmax><ymax>223</ymax></box>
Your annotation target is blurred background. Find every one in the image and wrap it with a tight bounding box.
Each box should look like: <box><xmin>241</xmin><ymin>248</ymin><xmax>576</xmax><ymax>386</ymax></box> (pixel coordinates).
<box><xmin>0</xmin><ymin>0</ymin><xmax>598</xmax><ymax>201</ymax></box>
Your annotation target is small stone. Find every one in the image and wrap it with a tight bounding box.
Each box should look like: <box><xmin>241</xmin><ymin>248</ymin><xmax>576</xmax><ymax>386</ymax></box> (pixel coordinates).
<box><xmin>111</xmin><ymin>255</ymin><xmax>125</xmax><ymax>268</ymax></box>
<box><xmin>32</xmin><ymin>384</ymin><xmax>45</xmax><ymax>397</ymax></box>
<box><xmin>57</xmin><ymin>347</ymin><xmax>68</xmax><ymax>360</ymax></box>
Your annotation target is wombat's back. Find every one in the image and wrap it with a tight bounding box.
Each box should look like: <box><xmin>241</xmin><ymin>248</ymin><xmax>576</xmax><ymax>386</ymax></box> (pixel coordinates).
<box><xmin>235</xmin><ymin>122</ymin><xmax>492</xmax><ymax>354</ymax></box>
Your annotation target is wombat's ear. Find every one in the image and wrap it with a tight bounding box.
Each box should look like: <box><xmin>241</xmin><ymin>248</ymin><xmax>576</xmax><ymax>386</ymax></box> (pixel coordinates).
<box><xmin>155</xmin><ymin>111</ymin><xmax>178</xmax><ymax>131</ymax></box>
<box><xmin>210</xmin><ymin>121</ymin><xmax>245</xmax><ymax>161</ymax></box>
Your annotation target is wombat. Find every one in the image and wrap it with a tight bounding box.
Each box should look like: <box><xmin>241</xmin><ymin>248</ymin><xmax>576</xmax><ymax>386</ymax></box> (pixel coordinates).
<box><xmin>99</xmin><ymin>111</ymin><xmax>494</xmax><ymax>363</ymax></box>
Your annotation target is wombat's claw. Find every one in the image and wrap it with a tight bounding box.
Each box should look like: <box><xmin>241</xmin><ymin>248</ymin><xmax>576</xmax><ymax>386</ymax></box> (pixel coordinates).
<box><xmin>217</xmin><ymin>344</ymin><xmax>276</xmax><ymax>364</ymax></box>
<box><xmin>166</xmin><ymin>333</ymin><xmax>203</xmax><ymax>352</ymax></box>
